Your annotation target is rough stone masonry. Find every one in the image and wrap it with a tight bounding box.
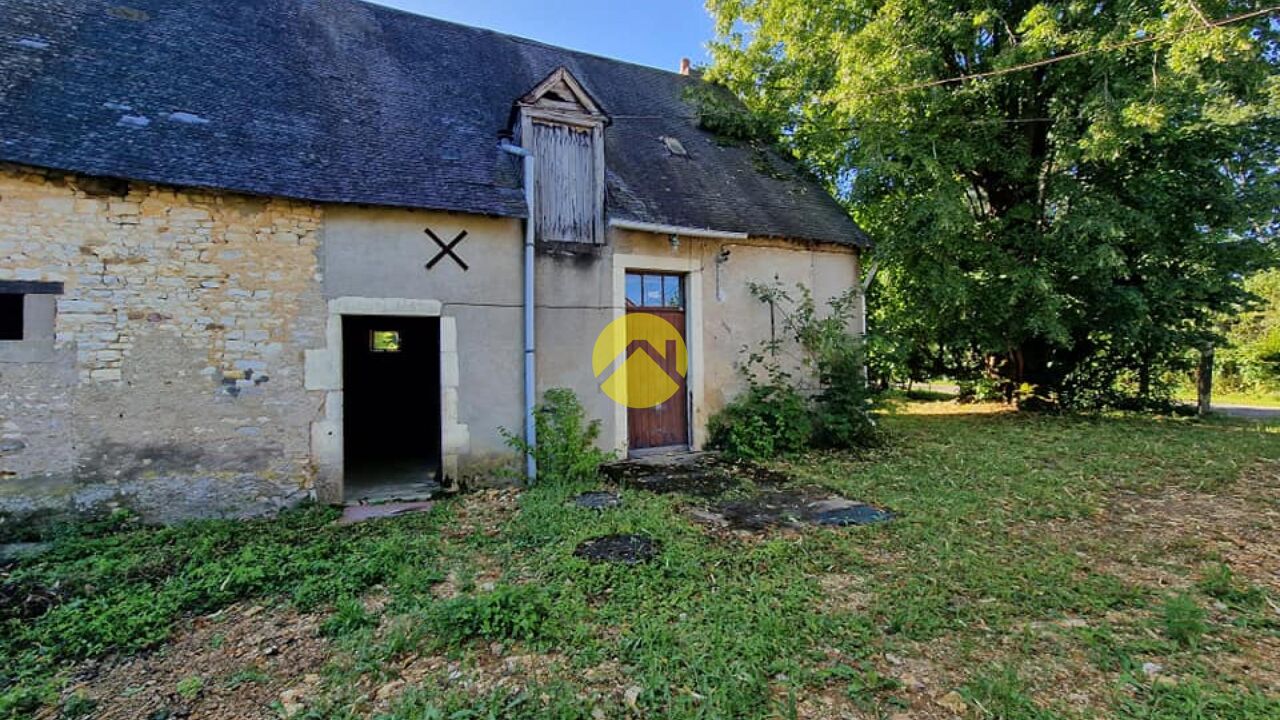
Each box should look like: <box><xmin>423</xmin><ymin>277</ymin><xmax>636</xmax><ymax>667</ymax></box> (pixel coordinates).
<box><xmin>0</xmin><ymin>163</ymin><xmax>325</xmax><ymax>534</ymax></box>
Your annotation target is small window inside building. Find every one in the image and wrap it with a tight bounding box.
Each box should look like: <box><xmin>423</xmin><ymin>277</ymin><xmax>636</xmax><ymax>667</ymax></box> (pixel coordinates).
<box><xmin>662</xmin><ymin>276</ymin><xmax>682</xmax><ymax>308</ymax></box>
<box><xmin>625</xmin><ymin>275</ymin><xmax>643</xmax><ymax>306</ymax></box>
<box><xmin>643</xmin><ymin>275</ymin><xmax>662</xmax><ymax>306</ymax></box>
<box><xmin>370</xmin><ymin>330</ymin><xmax>401</xmax><ymax>353</ymax></box>
<box><xmin>625</xmin><ymin>273</ymin><xmax>685</xmax><ymax>310</ymax></box>
<box><xmin>0</xmin><ymin>294</ymin><xmax>22</xmax><ymax>341</ymax></box>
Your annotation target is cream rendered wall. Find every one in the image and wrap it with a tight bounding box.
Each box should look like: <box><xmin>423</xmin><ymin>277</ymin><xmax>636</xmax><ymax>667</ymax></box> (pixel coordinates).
<box><xmin>532</xmin><ymin>249</ymin><xmax>618</xmax><ymax>457</ymax></box>
<box><xmin>319</xmin><ymin>207</ymin><xmax>526</xmax><ymax>490</ymax></box>
<box><xmin>609</xmin><ymin>229</ymin><xmax>861</xmax><ymax>453</ymax></box>
<box><xmin>319</xmin><ymin>210</ymin><xmax>861</xmax><ymax>475</ymax></box>
<box><xmin>319</xmin><ymin>207</ymin><xmax>619</xmax><ymax>483</ymax></box>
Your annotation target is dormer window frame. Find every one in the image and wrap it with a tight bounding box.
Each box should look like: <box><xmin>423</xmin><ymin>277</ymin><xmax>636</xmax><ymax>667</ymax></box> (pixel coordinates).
<box><xmin>516</xmin><ymin>68</ymin><xmax>609</xmax><ymax>246</ymax></box>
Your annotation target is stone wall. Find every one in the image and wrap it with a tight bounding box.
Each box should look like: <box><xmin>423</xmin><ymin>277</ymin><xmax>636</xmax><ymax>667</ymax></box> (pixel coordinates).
<box><xmin>0</xmin><ymin>164</ymin><xmax>324</xmax><ymax>534</ymax></box>
<box><xmin>0</xmin><ymin>161</ymin><xmax>863</xmax><ymax>530</ymax></box>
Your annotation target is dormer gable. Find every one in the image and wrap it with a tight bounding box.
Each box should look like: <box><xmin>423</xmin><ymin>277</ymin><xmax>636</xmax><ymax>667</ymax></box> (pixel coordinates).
<box><xmin>515</xmin><ymin>68</ymin><xmax>608</xmax><ymax>245</ymax></box>
<box><xmin>518</xmin><ymin>67</ymin><xmax>607</xmax><ymax>122</ymax></box>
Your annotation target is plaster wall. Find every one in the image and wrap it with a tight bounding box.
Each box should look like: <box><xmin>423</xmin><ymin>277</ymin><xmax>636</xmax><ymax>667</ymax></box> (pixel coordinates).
<box><xmin>320</xmin><ymin>210</ymin><xmax>860</xmax><ymax>467</ymax></box>
<box><xmin>609</xmin><ymin>229</ymin><xmax>861</xmax><ymax>451</ymax></box>
<box><xmin>1</xmin><ymin>163</ymin><xmax>861</xmax><ymax>530</ymax></box>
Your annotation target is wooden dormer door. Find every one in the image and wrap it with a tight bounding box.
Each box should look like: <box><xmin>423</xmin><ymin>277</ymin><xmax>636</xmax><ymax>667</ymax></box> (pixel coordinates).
<box><xmin>624</xmin><ymin>272</ymin><xmax>689</xmax><ymax>452</ymax></box>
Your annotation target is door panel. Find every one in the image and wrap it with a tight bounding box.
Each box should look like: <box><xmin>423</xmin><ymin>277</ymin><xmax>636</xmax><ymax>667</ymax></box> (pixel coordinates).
<box><xmin>625</xmin><ymin>272</ymin><xmax>688</xmax><ymax>451</ymax></box>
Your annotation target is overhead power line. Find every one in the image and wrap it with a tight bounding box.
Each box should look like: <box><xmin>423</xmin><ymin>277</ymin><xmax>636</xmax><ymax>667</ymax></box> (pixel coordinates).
<box><xmin>617</xmin><ymin>7</ymin><xmax>1275</xmax><ymax>140</ymax></box>
<box><xmin>866</xmin><ymin>5</ymin><xmax>1279</xmax><ymax>97</ymax></box>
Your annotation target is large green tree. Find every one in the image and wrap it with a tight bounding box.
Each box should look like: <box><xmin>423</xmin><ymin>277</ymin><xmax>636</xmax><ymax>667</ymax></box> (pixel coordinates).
<box><xmin>1217</xmin><ymin>268</ymin><xmax>1280</xmax><ymax>390</ymax></box>
<box><xmin>706</xmin><ymin>0</ymin><xmax>1279</xmax><ymax>406</ymax></box>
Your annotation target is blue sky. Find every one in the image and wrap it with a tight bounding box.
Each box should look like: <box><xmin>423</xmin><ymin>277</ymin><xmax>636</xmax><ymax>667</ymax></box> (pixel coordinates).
<box><xmin>370</xmin><ymin>0</ymin><xmax>716</xmax><ymax>72</ymax></box>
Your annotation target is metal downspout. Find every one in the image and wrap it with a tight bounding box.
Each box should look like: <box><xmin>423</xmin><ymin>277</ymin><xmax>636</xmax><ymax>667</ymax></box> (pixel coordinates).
<box><xmin>500</xmin><ymin>140</ymin><xmax>537</xmax><ymax>482</ymax></box>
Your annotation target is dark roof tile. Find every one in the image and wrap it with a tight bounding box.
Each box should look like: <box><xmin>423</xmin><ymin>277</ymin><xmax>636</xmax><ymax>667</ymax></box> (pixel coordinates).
<box><xmin>0</xmin><ymin>0</ymin><xmax>867</xmax><ymax>246</ymax></box>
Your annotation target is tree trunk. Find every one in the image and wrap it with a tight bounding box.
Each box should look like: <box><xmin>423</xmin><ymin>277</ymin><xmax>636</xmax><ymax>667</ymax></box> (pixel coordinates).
<box><xmin>993</xmin><ymin>339</ymin><xmax>1068</xmax><ymax>410</ymax></box>
<box><xmin>1197</xmin><ymin>346</ymin><xmax>1214</xmax><ymax>416</ymax></box>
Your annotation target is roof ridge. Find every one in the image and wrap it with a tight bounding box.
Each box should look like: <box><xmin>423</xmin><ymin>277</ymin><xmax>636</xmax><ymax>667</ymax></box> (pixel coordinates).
<box><xmin>0</xmin><ymin>0</ymin><xmax>865</xmax><ymax>245</ymax></box>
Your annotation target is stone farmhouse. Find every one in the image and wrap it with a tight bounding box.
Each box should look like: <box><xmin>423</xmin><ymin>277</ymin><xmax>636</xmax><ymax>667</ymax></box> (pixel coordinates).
<box><xmin>0</xmin><ymin>0</ymin><xmax>869</xmax><ymax>527</ymax></box>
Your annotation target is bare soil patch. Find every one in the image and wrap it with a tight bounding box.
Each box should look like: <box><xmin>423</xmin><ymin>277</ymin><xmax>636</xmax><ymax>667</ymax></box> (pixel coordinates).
<box><xmin>1220</xmin><ymin>633</ymin><xmax>1280</xmax><ymax>691</ymax></box>
<box><xmin>47</xmin><ymin>603</ymin><xmax>330</xmax><ymax>720</ymax></box>
<box><xmin>349</xmin><ymin>643</ymin><xmax>640</xmax><ymax>716</ymax></box>
<box><xmin>816</xmin><ymin>573</ymin><xmax>873</xmax><ymax>614</ymax></box>
<box><xmin>1032</xmin><ymin>459</ymin><xmax>1280</xmax><ymax>591</ymax></box>
<box><xmin>1000</xmin><ymin>459</ymin><xmax>1280</xmax><ymax>705</ymax></box>
<box><xmin>441</xmin><ymin>488</ymin><xmax>521</xmax><ymax>540</ymax></box>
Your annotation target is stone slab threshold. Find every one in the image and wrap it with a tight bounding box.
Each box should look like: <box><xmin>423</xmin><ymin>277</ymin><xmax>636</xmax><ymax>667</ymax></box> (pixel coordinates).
<box><xmin>337</xmin><ymin>501</ymin><xmax>435</xmax><ymax>525</ymax></box>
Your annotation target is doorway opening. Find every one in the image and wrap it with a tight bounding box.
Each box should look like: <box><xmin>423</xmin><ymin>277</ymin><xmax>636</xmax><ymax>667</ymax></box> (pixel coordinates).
<box><xmin>624</xmin><ymin>271</ymin><xmax>689</xmax><ymax>453</ymax></box>
<box><xmin>342</xmin><ymin>315</ymin><xmax>442</xmax><ymax>502</ymax></box>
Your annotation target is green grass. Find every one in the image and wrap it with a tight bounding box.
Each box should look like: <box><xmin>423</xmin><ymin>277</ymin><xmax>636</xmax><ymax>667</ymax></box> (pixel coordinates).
<box><xmin>3</xmin><ymin>404</ymin><xmax>1278</xmax><ymax>719</ymax></box>
<box><xmin>1173</xmin><ymin>388</ymin><xmax>1280</xmax><ymax>408</ymax></box>
<box><xmin>0</xmin><ymin>506</ymin><xmax>447</xmax><ymax>717</ymax></box>
<box><xmin>174</xmin><ymin>675</ymin><xmax>204</xmax><ymax>701</ymax></box>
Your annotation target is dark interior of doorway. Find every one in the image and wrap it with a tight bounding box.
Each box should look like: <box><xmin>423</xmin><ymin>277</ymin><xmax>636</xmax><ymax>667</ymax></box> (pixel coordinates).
<box><xmin>343</xmin><ymin>315</ymin><xmax>442</xmax><ymax>503</ymax></box>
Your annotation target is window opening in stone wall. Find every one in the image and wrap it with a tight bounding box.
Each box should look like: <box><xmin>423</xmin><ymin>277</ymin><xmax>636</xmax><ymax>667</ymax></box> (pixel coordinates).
<box><xmin>370</xmin><ymin>330</ymin><xmax>401</xmax><ymax>353</ymax></box>
<box><xmin>0</xmin><ymin>294</ymin><xmax>22</xmax><ymax>340</ymax></box>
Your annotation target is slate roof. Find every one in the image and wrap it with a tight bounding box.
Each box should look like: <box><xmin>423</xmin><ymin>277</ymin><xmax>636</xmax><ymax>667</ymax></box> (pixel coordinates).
<box><xmin>0</xmin><ymin>0</ymin><xmax>868</xmax><ymax>246</ymax></box>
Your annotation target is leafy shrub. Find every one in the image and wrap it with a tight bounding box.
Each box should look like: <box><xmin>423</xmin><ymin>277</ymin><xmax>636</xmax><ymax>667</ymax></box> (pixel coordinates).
<box><xmin>707</xmin><ymin>366</ymin><xmax>813</xmax><ymax>461</ymax></box>
<box><xmin>425</xmin><ymin>584</ymin><xmax>558</xmax><ymax>644</ymax></box>
<box><xmin>1161</xmin><ymin>593</ymin><xmax>1207</xmax><ymax>648</ymax></box>
<box><xmin>708</xmin><ymin>282</ymin><xmax>878</xmax><ymax>459</ymax></box>
<box><xmin>58</xmin><ymin>693</ymin><xmax>96</xmax><ymax>720</ymax></box>
<box><xmin>505</xmin><ymin>388</ymin><xmax>613</xmax><ymax>485</ymax></box>
<box><xmin>0</xmin><ymin>685</ymin><xmax>48</xmax><ymax>720</ymax></box>
<box><xmin>957</xmin><ymin>377</ymin><xmax>1004</xmax><ymax>403</ymax></box>
<box><xmin>810</xmin><ymin>327</ymin><xmax>877</xmax><ymax>449</ymax></box>
<box><xmin>1214</xmin><ymin>269</ymin><xmax>1280</xmax><ymax>394</ymax></box>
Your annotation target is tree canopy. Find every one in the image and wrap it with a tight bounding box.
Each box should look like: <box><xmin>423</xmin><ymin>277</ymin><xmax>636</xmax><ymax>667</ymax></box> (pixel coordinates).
<box><xmin>1218</xmin><ymin>268</ymin><xmax>1280</xmax><ymax>390</ymax></box>
<box><xmin>705</xmin><ymin>0</ymin><xmax>1280</xmax><ymax>407</ymax></box>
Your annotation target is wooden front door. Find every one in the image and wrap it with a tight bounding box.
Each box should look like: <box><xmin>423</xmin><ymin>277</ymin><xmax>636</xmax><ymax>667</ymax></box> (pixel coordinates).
<box><xmin>625</xmin><ymin>272</ymin><xmax>689</xmax><ymax>451</ymax></box>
